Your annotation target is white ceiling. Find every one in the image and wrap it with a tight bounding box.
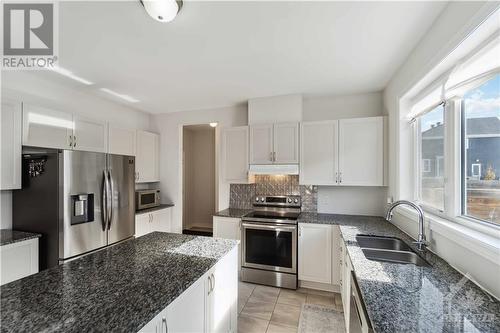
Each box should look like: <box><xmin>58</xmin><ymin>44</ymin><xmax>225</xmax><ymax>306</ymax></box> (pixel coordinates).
<box><xmin>35</xmin><ymin>1</ymin><xmax>447</xmax><ymax>114</ymax></box>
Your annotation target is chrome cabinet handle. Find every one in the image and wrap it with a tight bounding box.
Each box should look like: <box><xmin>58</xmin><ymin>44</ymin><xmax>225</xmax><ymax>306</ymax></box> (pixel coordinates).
<box><xmin>298</xmin><ymin>227</ymin><xmax>302</xmax><ymax>237</ymax></box>
<box><xmin>335</xmin><ymin>172</ymin><xmax>338</xmax><ymax>183</ymax></box>
<box><xmin>162</xmin><ymin>317</ymin><xmax>167</xmax><ymax>333</ymax></box>
<box><xmin>69</xmin><ymin>135</ymin><xmax>73</xmax><ymax>148</ymax></box>
<box><xmin>269</xmin><ymin>152</ymin><xmax>273</xmax><ymax>162</ymax></box>
<box><xmin>73</xmin><ymin>136</ymin><xmax>77</xmax><ymax>148</ymax></box>
<box><xmin>208</xmin><ymin>275</ymin><xmax>212</xmax><ymax>295</ymax></box>
<box><xmin>211</xmin><ymin>273</ymin><xmax>215</xmax><ymax>292</ymax></box>
<box><xmin>339</xmin><ymin>172</ymin><xmax>342</xmax><ymax>183</ymax></box>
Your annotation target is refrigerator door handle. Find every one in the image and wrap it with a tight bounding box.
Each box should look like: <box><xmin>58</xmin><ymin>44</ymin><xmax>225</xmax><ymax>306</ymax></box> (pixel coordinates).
<box><xmin>101</xmin><ymin>170</ymin><xmax>108</xmax><ymax>231</ymax></box>
<box><xmin>107</xmin><ymin>170</ymin><xmax>114</xmax><ymax>230</ymax></box>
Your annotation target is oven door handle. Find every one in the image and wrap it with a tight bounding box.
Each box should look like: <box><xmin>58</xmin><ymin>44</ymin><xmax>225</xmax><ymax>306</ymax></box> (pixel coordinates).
<box><xmin>242</xmin><ymin>222</ymin><xmax>297</xmax><ymax>232</ymax></box>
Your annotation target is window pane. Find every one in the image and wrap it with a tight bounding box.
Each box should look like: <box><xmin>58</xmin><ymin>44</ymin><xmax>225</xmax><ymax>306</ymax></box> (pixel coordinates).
<box><xmin>419</xmin><ymin>105</ymin><xmax>445</xmax><ymax>210</ymax></box>
<box><xmin>462</xmin><ymin>74</ymin><xmax>500</xmax><ymax>225</ymax></box>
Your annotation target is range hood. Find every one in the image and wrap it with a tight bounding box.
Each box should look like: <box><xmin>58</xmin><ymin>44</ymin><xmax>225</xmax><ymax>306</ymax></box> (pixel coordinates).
<box><xmin>249</xmin><ymin>164</ymin><xmax>299</xmax><ymax>175</ymax></box>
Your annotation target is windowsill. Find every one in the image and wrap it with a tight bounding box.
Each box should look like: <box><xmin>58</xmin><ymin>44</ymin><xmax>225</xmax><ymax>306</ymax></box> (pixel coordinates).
<box><xmin>394</xmin><ymin>206</ymin><xmax>500</xmax><ymax>264</ymax></box>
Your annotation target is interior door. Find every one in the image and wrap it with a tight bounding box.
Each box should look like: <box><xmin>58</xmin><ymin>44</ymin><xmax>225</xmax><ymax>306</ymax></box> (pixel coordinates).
<box><xmin>62</xmin><ymin>150</ymin><xmax>106</xmax><ymax>259</ymax></box>
<box><xmin>249</xmin><ymin>124</ymin><xmax>274</xmax><ymax>164</ymax></box>
<box><xmin>107</xmin><ymin>154</ymin><xmax>135</xmax><ymax>244</ymax></box>
<box><xmin>273</xmin><ymin>122</ymin><xmax>299</xmax><ymax>164</ymax></box>
<box><xmin>73</xmin><ymin>115</ymin><xmax>108</xmax><ymax>153</ymax></box>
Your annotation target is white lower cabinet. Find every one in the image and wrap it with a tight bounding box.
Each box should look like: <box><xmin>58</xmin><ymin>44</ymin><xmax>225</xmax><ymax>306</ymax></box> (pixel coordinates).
<box><xmin>340</xmin><ymin>240</ymin><xmax>353</xmax><ymax>332</ymax></box>
<box><xmin>298</xmin><ymin>223</ymin><xmax>332</xmax><ymax>284</ymax></box>
<box><xmin>138</xmin><ymin>247</ymin><xmax>238</xmax><ymax>333</ymax></box>
<box><xmin>1</xmin><ymin>98</ymin><xmax>22</xmax><ymax>190</ymax></box>
<box><xmin>0</xmin><ymin>238</ymin><xmax>39</xmax><ymax>285</ymax></box>
<box><xmin>135</xmin><ymin>208</ymin><xmax>172</xmax><ymax>237</ymax></box>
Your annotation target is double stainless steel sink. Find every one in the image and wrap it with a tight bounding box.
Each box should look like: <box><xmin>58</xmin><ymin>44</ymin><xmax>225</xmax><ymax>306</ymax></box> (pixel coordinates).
<box><xmin>356</xmin><ymin>235</ymin><xmax>431</xmax><ymax>267</ymax></box>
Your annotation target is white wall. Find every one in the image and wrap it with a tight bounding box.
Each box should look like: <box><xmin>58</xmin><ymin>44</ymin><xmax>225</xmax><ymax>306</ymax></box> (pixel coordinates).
<box><xmin>151</xmin><ymin>105</ymin><xmax>247</xmax><ymax>233</ymax></box>
<box><xmin>183</xmin><ymin>125</ymin><xmax>216</xmax><ymax>230</ymax></box>
<box><xmin>304</xmin><ymin>92</ymin><xmax>388</xmax><ymax>216</ymax></box>
<box><xmin>1</xmin><ymin>71</ymin><xmax>151</xmax><ymax>229</ymax></box>
<box><xmin>384</xmin><ymin>2</ymin><xmax>500</xmax><ymax>298</ymax></box>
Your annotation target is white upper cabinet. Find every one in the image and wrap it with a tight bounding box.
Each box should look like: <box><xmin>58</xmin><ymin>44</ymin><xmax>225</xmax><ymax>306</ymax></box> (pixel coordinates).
<box><xmin>338</xmin><ymin>117</ymin><xmax>384</xmax><ymax>186</ymax></box>
<box><xmin>250</xmin><ymin>122</ymin><xmax>299</xmax><ymax>164</ymax></box>
<box><xmin>299</xmin><ymin>116</ymin><xmax>385</xmax><ymax>186</ymax></box>
<box><xmin>249</xmin><ymin>124</ymin><xmax>273</xmax><ymax>164</ymax></box>
<box><xmin>300</xmin><ymin>121</ymin><xmax>338</xmax><ymax>185</ymax></box>
<box><xmin>22</xmin><ymin>104</ymin><xmax>73</xmax><ymax>149</ymax></box>
<box><xmin>273</xmin><ymin>122</ymin><xmax>299</xmax><ymax>164</ymax></box>
<box><xmin>136</xmin><ymin>130</ymin><xmax>160</xmax><ymax>183</ymax></box>
<box><xmin>72</xmin><ymin>115</ymin><xmax>107</xmax><ymax>153</ymax></box>
<box><xmin>1</xmin><ymin>99</ymin><xmax>22</xmax><ymax>190</ymax></box>
<box><xmin>108</xmin><ymin>126</ymin><xmax>136</xmax><ymax>156</ymax></box>
<box><xmin>221</xmin><ymin>126</ymin><xmax>249</xmax><ymax>183</ymax></box>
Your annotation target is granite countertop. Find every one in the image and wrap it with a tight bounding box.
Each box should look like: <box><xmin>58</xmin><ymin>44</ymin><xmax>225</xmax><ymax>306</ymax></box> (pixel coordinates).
<box><xmin>214</xmin><ymin>208</ymin><xmax>253</xmax><ymax>218</ymax></box>
<box><xmin>0</xmin><ymin>232</ymin><xmax>238</xmax><ymax>332</ymax></box>
<box><xmin>0</xmin><ymin>229</ymin><xmax>41</xmax><ymax>246</ymax></box>
<box><xmin>298</xmin><ymin>213</ymin><xmax>500</xmax><ymax>333</ymax></box>
<box><xmin>135</xmin><ymin>203</ymin><xmax>175</xmax><ymax>214</ymax></box>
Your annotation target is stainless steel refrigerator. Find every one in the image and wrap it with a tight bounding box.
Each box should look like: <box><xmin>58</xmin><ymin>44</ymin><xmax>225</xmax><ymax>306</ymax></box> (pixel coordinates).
<box><xmin>13</xmin><ymin>147</ymin><xmax>135</xmax><ymax>270</ymax></box>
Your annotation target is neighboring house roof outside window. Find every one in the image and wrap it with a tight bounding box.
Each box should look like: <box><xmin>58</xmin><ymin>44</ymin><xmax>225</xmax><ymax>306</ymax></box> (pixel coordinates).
<box><xmin>422</xmin><ymin>117</ymin><xmax>500</xmax><ymax>139</ymax></box>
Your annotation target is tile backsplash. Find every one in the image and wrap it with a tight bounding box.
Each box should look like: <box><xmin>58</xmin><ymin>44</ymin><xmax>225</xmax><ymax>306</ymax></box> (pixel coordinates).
<box><xmin>229</xmin><ymin>175</ymin><xmax>317</xmax><ymax>212</ymax></box>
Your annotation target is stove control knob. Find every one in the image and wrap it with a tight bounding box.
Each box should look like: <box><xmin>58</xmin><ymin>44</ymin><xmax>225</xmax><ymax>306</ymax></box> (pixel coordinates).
<box><xmin>287</xmin><ymin>198</ymin><xmax>292</xmax><ymax>203</ymax></box>
<box><xmin>260</xmin><ymin>197</ymin><xmax>265</xmax><ymax>202</ymax></box>
<box><xmin>255</xmin><ymin>197</ymin><xmax>259</xmax><ymax>202</ymax></box>
<box><xmin>294</xmin><ymin>198</ymin><xmax>299</xmax><ymax>204</ymax></box>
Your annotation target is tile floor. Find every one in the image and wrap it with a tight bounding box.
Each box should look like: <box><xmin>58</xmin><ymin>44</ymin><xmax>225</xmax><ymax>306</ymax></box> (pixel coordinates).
<box><xmin>238</xmin><ymin>281</ymin><xmax>344</xmax><ymax>333</ymax></box>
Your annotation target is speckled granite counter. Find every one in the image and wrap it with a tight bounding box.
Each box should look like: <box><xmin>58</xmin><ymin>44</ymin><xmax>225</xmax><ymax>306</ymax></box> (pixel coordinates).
<box><xmin>214</xmin><ymin>208</ymin><xmax>252</xmax><ymax>218</ymax></box>
<box><xmin>0</xmin><ymin>229</ymin><xmax>41</xmax><ymax>246</ymax></box>
<box><xmin>135</xmin><ymin>203</ymin><xmax>175</xmax><ymax>214</ymax></box>
<box><xmin>0</xmin><ymin>232</ymin><xmax>238</xmax><ymax>333</ymax></box>
<box><xmin>298</xmin><ymin>213</ymin><xmax>500</xmax><ymax>333</ymax></box>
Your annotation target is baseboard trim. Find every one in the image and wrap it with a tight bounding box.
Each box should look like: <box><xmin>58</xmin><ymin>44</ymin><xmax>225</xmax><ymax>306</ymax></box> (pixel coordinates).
<box><xmin>299</xmin><ymin>280</ymin><xmax>340</xmax><ymax>293</ymax></box>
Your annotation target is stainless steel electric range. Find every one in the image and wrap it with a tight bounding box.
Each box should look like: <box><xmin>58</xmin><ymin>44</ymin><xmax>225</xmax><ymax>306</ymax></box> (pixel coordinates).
<box><xmin>241</xmin><ymin>195</ymin><xmax>300</xmax><ymax>289</ymax></box>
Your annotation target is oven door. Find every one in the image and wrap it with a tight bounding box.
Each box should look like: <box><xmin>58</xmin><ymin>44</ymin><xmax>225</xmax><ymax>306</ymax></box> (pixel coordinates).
<box><xmin>242</xmin><ymin>221</ymin><xmax>297</xmax><ymax>274</ymax></box>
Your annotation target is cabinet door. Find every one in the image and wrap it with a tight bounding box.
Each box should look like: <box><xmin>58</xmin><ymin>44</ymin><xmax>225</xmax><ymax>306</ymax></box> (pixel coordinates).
<box><xmin>213</xmin><ymin>217</ymin><xmax>240</xmax><ymax>240</ymax></box>
<box><xmin>273</xmin><ymin>122</ymin><xmax>299</xmax><ymax>164</ymax></box>
<box><xmin>249</xmin><ymin>124</ymin><xmax>273</xmax><ymax>164</ymax></box>
<box><xmin>152</xmin><ymin>208</ymin><xmax>172</xmax><ymax>233</ymax></box>
<box><xmin>221</xmin><ymin>126</ymin><xmax>249</xmax><ymax>183</ymax></box>
<box><xmin>331</xmin><ymin>226</ymin><xmax>341</xmax><ymax>286</ymax></box>
<box><xmin>73</xmin><ymin>115</ymin><xmax>108</xmax><ymax>153</ymax></box>
<box><xmin>135</xmin><ymin>213</ymin><xmax>151</xmax><ymax>237</ymax></box>
<box><xmin>0</xmin><ymin>238</ymin><xmax>38</xmax><ymax>285</ymax></box>
<box><xmin>298</xmin><ymin>223</ymin><xmax>332</xmax><ymax>284</ymax></box>
<box><xmin>108</xmin><ymin>126</ymin><xmax>136</xmax><ymax>156</ymax></box>
<box><xmin>1</xmin><ymin>99</ymin><xmax>22</xmax><ymax>190</ymax></box>
<box><xmin>208</xmin><ymin>247</ymin><xmax>238</xmax><ymax>333</ymax></box>
<box><xmin>300</xmin><ymin>121</ymin><xmax>338</xmax><ymax>185</ymax></box>
<box><xmin>136</xmin><ymin>130</ymin><xmax>160</xmax><ymax>183</ymax></box>
<box><xmin>22</xmin><ymin>103</ymin><xmax>73</xmax><ymax>149</ymax></box>
<box><xmin>166</xmin><ymin>273</ymin><xmax>206</xmax><ymax>333</ymax></box>
<box><xmin>338</xmin><ymin>117</ymin><xmax>384</xmax><ymax>186</ymax></box>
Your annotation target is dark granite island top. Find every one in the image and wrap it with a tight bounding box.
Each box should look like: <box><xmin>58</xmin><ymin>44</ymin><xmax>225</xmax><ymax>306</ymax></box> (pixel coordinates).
<box><xmin>0</xmin><ymin>229</ymin><xmax>41</xmax><ymax>246</ymax></box>
<box><xmin>298</xmin><ymin>213</ymin><xmax>500</xmax><ymax>333</ymax></box>
<box><xmin>0</xmin><ymin>232</ymin><xmax>238</xmax><ymax>333</ymax></box>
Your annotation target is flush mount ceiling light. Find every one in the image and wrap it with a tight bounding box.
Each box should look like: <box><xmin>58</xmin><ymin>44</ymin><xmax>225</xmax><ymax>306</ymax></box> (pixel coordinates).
<box><xmin>140</xmin><ymin>0</ymin><xmax>182</xmax><ymax>23</ymax></box>
<box><xmin>51</xmin><ymin>66</ymin><xmax>94</xmax><ymax>85</ymax></box>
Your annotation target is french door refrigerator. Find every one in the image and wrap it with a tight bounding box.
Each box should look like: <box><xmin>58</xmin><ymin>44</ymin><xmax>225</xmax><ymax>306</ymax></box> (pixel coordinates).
<box><xmin>13</xmin><ymin>147</ymin><xmax>135</xmax><ymax>270</ymax></box>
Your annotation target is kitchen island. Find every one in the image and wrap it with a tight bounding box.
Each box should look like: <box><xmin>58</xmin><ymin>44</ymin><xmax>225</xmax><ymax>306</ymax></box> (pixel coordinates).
<box><xmin>0</xmin><ymin>232</ymin><xmax>239</xmax><ymax>333</ymax></box>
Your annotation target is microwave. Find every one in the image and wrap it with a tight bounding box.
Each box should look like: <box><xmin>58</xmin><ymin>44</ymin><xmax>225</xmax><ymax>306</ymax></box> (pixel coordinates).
<box><xmin>136</xmin><ymin>189</ymin><xmax>161</xmax><ymax>210</ymax></box>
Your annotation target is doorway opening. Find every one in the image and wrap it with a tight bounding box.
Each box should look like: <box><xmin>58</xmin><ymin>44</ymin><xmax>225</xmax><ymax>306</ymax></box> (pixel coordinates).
<box><xmin>182</xmin><ymin>124</ymin><xmax>216</xmax><ymax>236</ymax></box>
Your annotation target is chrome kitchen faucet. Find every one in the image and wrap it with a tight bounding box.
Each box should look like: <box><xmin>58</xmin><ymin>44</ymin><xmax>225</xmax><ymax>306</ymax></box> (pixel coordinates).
<box><xmin>385</xmin><ymin>200</ymin><xmax>427</xmax><ymax>252</ymax></box>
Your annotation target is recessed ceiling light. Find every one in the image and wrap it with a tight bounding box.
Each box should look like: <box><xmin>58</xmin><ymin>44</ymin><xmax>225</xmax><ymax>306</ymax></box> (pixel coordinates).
<box><xmin>100</xmin><ymin>88</ymin><xmax>140</xmax><ymax>103</ymax></box>
<box><xmin>51</xmin><ymin>66</ymin><xmax>93</xmax><ymax>85</ymax></box>
<box><xmin>141</xmin><ymin>0</ymin><xmax>182</xmax><ymax>23</ymax></box>
<box><xmin>209</xmin><ymin>122</ymin><xmax>218</xmax><ymax>128</ymax></box>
